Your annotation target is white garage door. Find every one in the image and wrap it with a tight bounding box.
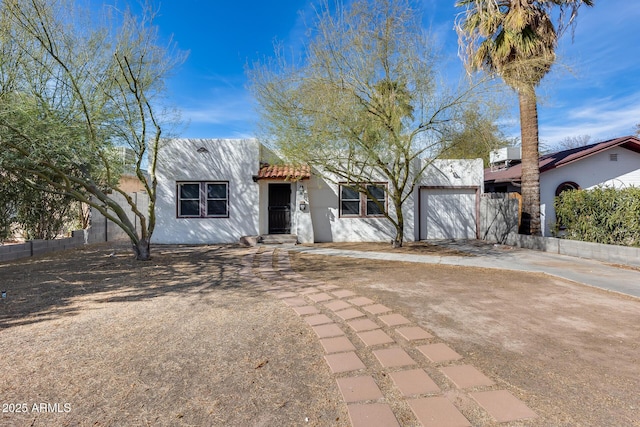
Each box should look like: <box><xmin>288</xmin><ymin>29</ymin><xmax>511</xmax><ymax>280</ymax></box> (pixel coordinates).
<box><xmin>419</xmin><ymin>188</ymin><xmax>477</xmax><ymax>240</ymax></box>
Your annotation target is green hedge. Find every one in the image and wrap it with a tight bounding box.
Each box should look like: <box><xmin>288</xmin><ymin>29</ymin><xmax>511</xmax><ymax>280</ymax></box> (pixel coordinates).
<box><xmin>555</xmin><ymin>187</ymin><xmax>640</xmax><ymax>247</ymax></box>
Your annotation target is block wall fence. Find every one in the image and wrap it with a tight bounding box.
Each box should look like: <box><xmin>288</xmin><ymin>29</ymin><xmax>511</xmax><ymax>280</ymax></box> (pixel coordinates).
<box><xmin>0</xmin><ymin>192</ymin><xmax>148</xmax><ymax>263</ymax></box>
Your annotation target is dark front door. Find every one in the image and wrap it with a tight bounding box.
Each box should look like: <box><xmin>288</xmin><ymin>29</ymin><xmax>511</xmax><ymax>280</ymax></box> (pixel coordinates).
<box><xmin>268</xmin><ymin>184</ymin><xmax>291</xmax><ymax>234</ymax></box>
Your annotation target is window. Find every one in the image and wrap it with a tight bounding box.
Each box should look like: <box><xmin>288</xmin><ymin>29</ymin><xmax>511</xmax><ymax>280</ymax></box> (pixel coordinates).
<box><xmin>339</xmin><ymin>183</ymin><xmax>387</xmax><ymax>217</ymax></box>
<box><xmin>366</xmin><ymin>185</ymin><xmax>385</xmax><ymax>216</ymax></box>
<box><xmin>340</xmin><ymin>186</ymin><xmax>361</xmax><ymax>216</ymax></box>
<box><xmin>555</xmin><ymin>181</ymin><xmax>580</xmax><ymax>197</ymax></box>
<box><xmin>177</xmin><ymin>181</ymin><xmax>228</xmax><ymax>218</ymax></box>
<box><xmin>178</xmin><ymin>183</ymin><xmax>201</xmax><ymax>217</ymax></box>
<box><xmin>206</xmin><ymin>183</ymin><xmax>228</xmax><ymax>216</ymax></box>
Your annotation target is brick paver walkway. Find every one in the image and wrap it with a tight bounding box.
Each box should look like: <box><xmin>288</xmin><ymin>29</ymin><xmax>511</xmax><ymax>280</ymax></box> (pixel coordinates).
<box><xmin>239</xmin><ymin>247</ymin><xmax>538</xmax><ymax>426</ymax></box>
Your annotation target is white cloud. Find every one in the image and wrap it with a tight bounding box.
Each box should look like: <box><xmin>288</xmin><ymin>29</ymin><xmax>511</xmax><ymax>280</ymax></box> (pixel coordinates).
<box><xmin>540</xmin><ymin>92</ymin><xmax>640</xmax><ymax>144</ymax></box>
<box><xmin>181</xmin><ymin>102</ymin><xmax>254</xmax><ymax>126</ymax></box>
<box><xmin>178</xmin><ymin>89</ymin><xmax>256</xmax><ymax>126</ymax></box>
<box><xmin>514</xmin><ymin>0</ymin><xmax>640</xmax><ymax>146</ymax></box>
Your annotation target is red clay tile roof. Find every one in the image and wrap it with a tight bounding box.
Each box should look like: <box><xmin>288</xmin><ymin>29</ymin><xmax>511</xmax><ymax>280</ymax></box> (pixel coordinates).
<box><xmin>256</xmin><ymin>163</ymin><xmax>310</xmax><ymax>181</ymax></box>
<box><xmin>485</xmin><ymin>135</ymin><xmax>640</xmax><ymax>183</ymax></box>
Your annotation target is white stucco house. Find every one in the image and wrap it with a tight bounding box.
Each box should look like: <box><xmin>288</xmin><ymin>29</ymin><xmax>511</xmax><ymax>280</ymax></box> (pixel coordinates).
<box><xmin>484</xmin><ymin>135</ymin><xmax>640</xmax><ymax>236</ymax></box>
<box><xmin>152</xmin><ymin>138</ymin><xmax>484</xmax><ymax>244</ymax></box>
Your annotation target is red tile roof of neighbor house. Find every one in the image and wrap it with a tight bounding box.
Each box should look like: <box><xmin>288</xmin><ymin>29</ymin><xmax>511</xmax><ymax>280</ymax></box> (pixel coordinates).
<box><xmin>256</xmin><ymin>163</ymin><xmax>311</xmax><ymax>181</ymax></box>
<box><xmin>485</xmin><ymin>135</ymin><xmax>640</xmax><ymax>184</ymax></box>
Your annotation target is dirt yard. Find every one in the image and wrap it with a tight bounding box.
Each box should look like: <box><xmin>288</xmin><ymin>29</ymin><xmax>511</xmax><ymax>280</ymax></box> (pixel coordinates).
<box><xmin>290</xmin><ymin>247</ymin><xmax>640</xmax><ymax>427</ymax></box>
<box><xmin>0</xmin><ymin>243</ymin><xmax>344</xmax><ymax>426</ymax></box>
<box><xmin>1</xmin><ymin>242</ymin><xmax>639</xmax><ymax>426</ymax></box>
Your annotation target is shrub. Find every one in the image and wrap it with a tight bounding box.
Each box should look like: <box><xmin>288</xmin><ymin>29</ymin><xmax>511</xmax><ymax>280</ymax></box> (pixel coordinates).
<box><xmin>555</xmin><ymin>186</ymin><xmax>640</xmax><ymax>247</ymax></box>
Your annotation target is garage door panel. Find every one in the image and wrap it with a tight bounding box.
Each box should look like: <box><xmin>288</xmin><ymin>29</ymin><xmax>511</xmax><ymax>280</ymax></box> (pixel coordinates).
<box><xmin>420</xmin><ymin>188</ymin><xmax>477</xmax><ymax>240</ymax></box>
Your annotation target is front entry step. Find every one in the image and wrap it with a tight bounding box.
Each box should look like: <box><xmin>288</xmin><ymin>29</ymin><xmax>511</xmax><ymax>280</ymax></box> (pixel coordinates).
<box><xmin>258</xmin><ymin>234</ymin><xmax>298</xmax><ymax>245</ymax></box>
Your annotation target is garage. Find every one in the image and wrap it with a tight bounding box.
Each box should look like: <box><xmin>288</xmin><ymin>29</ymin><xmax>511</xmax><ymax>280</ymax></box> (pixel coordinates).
<box><xmin>419</xmin><ymin>187</ymin><xmax>478</xmax><ymax>240</ymax></box>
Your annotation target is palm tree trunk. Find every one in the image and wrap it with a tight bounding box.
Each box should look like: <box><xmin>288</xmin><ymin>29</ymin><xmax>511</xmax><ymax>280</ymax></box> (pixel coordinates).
<box><xmin>518</xmin><ymin>87</ymin><xmax>542</xmax><ymax>236</ymax></box>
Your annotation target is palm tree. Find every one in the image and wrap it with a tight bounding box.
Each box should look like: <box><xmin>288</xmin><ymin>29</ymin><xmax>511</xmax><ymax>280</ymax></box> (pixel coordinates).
<box><xmin>456</xmin><ymin>0</ymin><xmax>593</xmax><ymax>235</ymax></box>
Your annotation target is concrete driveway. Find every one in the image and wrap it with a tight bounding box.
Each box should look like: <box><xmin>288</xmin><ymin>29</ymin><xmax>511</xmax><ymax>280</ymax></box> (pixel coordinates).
<box><xmin>291</xmin><ymin>240</ymin><xmax>640</xmax><ymax>298</ymax></box>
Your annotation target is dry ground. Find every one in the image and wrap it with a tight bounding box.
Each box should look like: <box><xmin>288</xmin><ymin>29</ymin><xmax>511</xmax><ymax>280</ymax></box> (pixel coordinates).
<box><xmin>0</xmin><ymin>243</ymin><xmax>344</xmax><ymax>426</ymax></box>
<box><xmin>290</xmin><ymin>246</ymin><xmax>640</xmax><ymax>427</ymax></box>
<box><xmin>1</xmin><ymin>242</ymin><xmax>639</xmax><ymax>426</ymax></box>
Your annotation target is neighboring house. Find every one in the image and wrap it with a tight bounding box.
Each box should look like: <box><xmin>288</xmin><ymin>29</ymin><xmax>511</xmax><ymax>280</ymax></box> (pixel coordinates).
<box><xmin>112</xmin><ymin>146</ymin><xmax>148</xmax><ymax>193</ymax></box>
<box><xmin>152</xmin><ymin>138</ymin><xmax>484</xmax><ymax>244</ymax></box>
<box><xmin>484</xmin><ymin>135</ymin><xmax>640</xmax><ymax>236</ymax></box>
<box><xmin>118</xmin><ymin>174</ymin><xmax>147</xmax><ymax>193</ymax></box>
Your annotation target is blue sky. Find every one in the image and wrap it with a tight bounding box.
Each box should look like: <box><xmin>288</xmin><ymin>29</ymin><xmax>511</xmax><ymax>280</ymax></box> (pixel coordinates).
<box><xmin>151</xmin><ymin>0</ymin><xmax>639</xmax><ymax>149</ymax></box>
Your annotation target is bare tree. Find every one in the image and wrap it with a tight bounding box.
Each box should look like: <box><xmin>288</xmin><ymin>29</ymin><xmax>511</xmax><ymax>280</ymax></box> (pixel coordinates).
<box><xmin>0</xmin><ymin>0</ymin><xmax>186</xmax><ymax>259</ymax></box>
<box><xmin>555</xmin><ymin>134</ymin><xmax>592</xmax><ymax>151</ymax></box>
<box><xmin>249</xmin><ymin>0</ymin><xmax>487</xmax><ymax>247</ymax></box>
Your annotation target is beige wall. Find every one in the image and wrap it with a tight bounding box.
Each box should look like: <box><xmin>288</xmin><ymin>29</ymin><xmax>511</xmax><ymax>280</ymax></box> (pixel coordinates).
<box><xmin>118</xmin><ymin>174</ymin><xmax>146</xmax><ymax>193</ymax></box>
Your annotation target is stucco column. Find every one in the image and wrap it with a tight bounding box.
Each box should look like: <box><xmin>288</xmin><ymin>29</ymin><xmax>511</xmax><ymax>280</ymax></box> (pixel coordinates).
<box><xmin>295</xmin><ymin>181</ymin><xmax>314</xmax><ymax>243</ymax></box>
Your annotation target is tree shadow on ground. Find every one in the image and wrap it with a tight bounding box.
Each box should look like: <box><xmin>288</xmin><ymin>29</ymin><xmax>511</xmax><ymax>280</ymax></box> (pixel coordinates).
<box><xmin>0</xmin><ymin>242</ymin><xmax>263</xmax><ymax>329</ymax></box>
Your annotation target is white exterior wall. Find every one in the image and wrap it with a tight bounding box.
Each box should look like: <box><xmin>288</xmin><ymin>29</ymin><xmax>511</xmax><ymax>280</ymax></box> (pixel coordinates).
<box><xmin>418</xmin><ymin>159</ymin><xmax>484</xmax><ymax>188</ymax></box>
<box><xmin>416</xmin><ymin>159</ymin><xmax>484</xmax><ymax>240</ymax></box>
<box><xmin>540</xmin><ymin>148</ymin><xmax>640</xmax><ymax>236</ymax></box>
<box><xmin>152</xmin><ymin>138</ymin><xmax>260</xmax><ymax>244</ymax></box>
<box><xmin>256</xmin><ymin>180</ymin><xmax>314</xmax><ymax>243</ymax></box>
<box><xmin>306</xmin><ymin>173</ymin><xmax>408</xmax><ymax>243</ymax></box>
<box><xmin>306</xmin><ymin>159</ymin><xmax>483</xmax><ymax>243</ymax></box>
<box><xmin>152</xmin><ymin>136</ymin><xmax>485</xmax><ymax>244</ymax></box>
<box><xmin>294</xmin><ymin>181</ymin><xmax>314</xmax><ymax>243</ymax></box>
